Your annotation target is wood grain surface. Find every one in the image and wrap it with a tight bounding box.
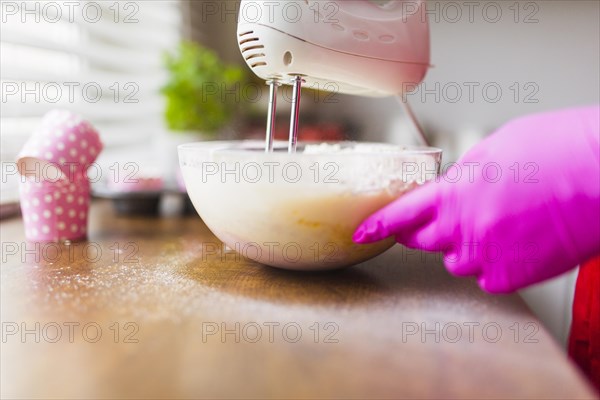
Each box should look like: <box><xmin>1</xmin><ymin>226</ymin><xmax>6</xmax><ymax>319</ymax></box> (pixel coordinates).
<box><xmin>0</xmin><ymin>200</ymin><xmax>596</xmax><ymax>399</ymax></box>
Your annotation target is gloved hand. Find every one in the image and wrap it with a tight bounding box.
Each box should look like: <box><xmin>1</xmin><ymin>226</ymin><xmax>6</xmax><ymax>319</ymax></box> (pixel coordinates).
<box><xmin>353</xmin><ymin>106</ymin><xmax>600</xmax><ymax>293</ymax></box>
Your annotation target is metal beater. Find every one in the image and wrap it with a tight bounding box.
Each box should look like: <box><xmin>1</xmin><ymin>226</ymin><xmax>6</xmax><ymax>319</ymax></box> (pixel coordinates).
<box><xmin>264</xmin><ymin>76</ymin><xmax>303</xmax><ymax>153</ymax></box>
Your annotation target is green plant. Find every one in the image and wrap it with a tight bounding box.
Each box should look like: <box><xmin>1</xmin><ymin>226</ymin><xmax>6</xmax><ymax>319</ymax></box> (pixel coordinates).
<box><xmin>161</xmin><ymin>41</ymin><xmax>245</xmax><ymax>135</ymax></box>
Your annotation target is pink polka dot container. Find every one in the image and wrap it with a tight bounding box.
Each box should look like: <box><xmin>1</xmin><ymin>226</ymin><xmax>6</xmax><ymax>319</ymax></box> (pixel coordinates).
<box><xmin>16</xmin><ymin>110</ymin><xmax>103</xmax><ymax>242</ymax></box>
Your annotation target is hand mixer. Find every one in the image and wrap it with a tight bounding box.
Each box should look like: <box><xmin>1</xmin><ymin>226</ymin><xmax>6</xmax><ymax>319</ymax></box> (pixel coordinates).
<box><xmin>236</xmin><ymin>0</ymin><xmax>431</xmax><ymax>152</ymax></box>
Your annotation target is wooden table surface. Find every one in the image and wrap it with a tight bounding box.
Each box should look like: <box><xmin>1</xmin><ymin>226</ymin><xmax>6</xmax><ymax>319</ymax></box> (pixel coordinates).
<box><xmin>1</xmin><ymin>200</ymin><xmax>596</xmax><ymax>399</ymax></box>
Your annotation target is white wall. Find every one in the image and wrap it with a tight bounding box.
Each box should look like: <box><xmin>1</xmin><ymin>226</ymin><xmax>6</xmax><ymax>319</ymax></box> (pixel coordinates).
<box><xmin>323</xmin><ymin>1</ymin><xmax>600</xmax><ymax>154</ymax></box>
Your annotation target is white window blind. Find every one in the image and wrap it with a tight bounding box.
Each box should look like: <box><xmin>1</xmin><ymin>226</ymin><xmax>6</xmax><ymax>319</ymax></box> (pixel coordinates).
<box><xmin>1</xmin><ymin>0</ymin><xmax>183</xmax><ymax>204</ymax></box>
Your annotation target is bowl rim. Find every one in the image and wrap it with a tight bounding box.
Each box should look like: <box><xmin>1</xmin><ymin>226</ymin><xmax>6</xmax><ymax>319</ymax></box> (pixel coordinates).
<box><xmin>178</xmin><ymin>140</ymin><xmax>443</xmax><ymax>157</ymax></box>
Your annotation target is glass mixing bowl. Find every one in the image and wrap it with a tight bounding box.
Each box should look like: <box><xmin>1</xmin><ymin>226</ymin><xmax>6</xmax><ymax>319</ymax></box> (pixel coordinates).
<box><xmin>179</xmin><ymin>141</ymin><xmax>442</xmax><ymax>271</ymax></box>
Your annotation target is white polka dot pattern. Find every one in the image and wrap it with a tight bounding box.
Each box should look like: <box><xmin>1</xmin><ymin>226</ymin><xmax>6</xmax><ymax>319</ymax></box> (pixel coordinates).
<box><xmin>16</xmin><ymin>109</ymin><xmax>103</xmax><ymax>181</ymax></box>
<box><xmin>19</xmin><ymin>177</ymin><xmax>90</xmax><ymax>242</ymax></box>
<box><xmin>16</xmin><ymin>110</ymin><xmax>100</xmax><ymax>243</ymax></box>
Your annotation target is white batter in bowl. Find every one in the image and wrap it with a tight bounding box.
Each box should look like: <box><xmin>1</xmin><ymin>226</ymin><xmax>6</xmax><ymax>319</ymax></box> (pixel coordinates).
<box><xmin>179</xmin><ymin>141</ymin><xmax>442</xmax><ymax>271</ymax></box>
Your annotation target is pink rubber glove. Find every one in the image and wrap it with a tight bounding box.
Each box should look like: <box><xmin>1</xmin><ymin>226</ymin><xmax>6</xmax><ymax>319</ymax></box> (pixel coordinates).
<box><xmin>354</xmin><ymin>106</ymin><xmax>600</xmax><ymax>293</ymax></box>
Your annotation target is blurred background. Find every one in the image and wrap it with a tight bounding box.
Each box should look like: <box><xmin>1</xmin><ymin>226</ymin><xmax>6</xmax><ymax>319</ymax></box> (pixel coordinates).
<box><xmin>1</xmin><ymin>0</ymin><xmax>599</xmax><ymax>345</ymax></box>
